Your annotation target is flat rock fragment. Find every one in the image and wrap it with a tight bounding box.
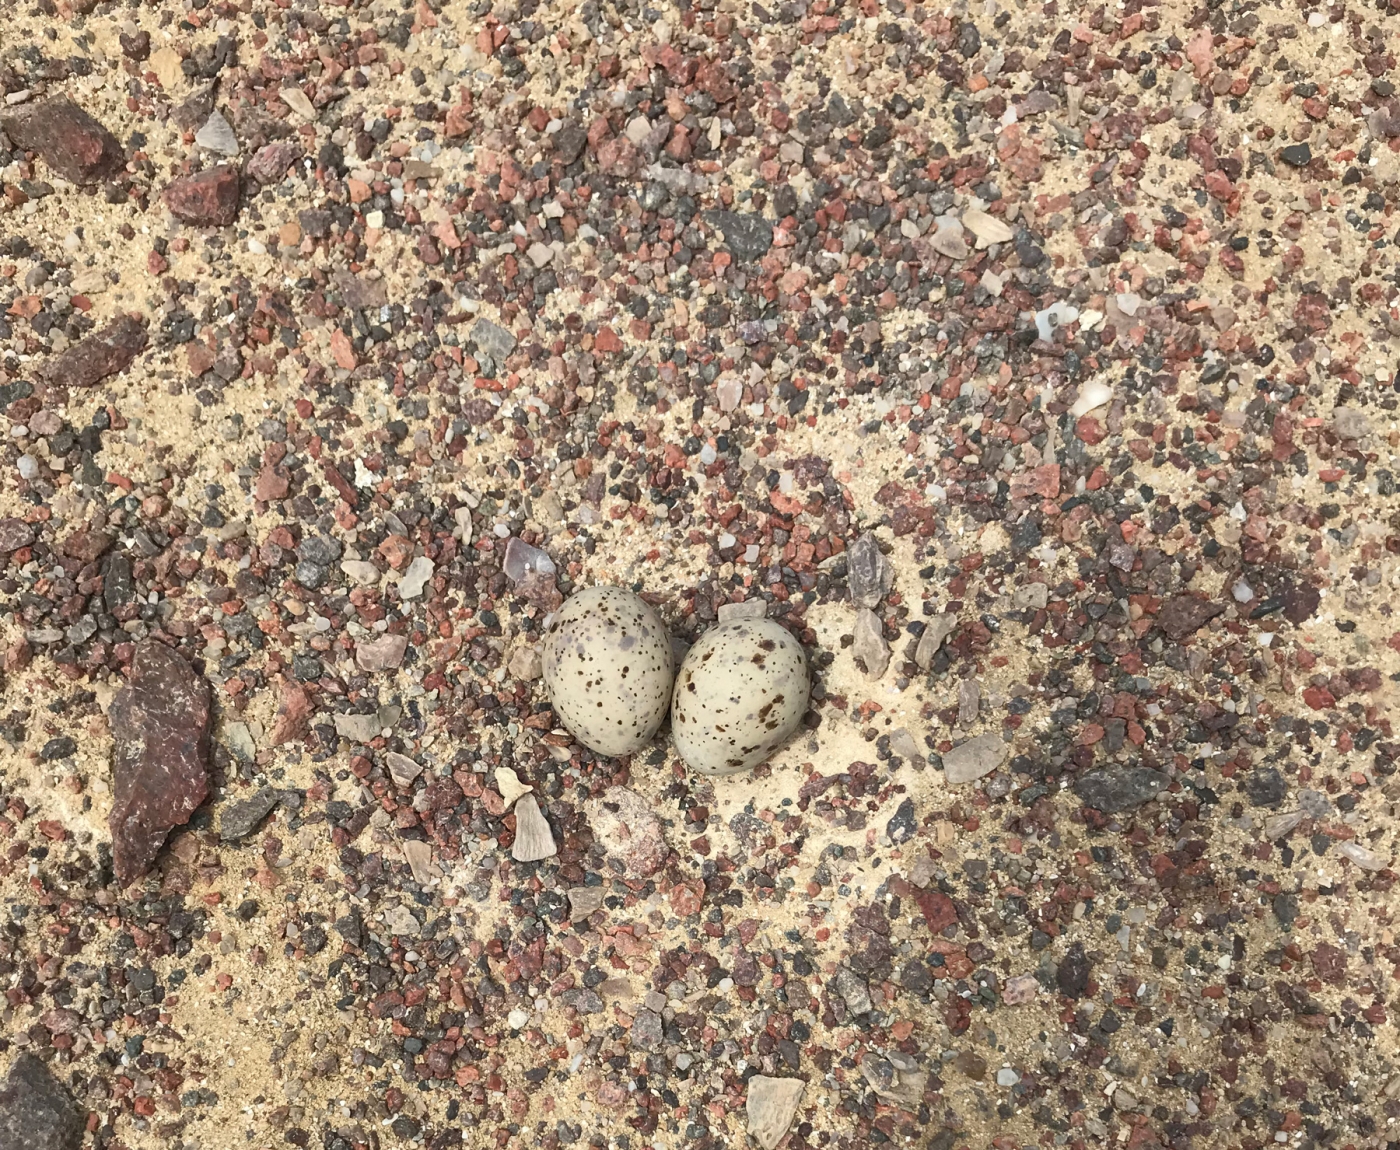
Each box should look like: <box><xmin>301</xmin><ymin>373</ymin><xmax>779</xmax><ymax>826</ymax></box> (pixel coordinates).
<box><xmin>746</xmin><ymin>1076</ymin><xmax>806</xmax><ymax>1150</ymax></box>
<box><xmin>852</xmin><ymin>608</ymin><xmax>891</xmax><ymax>678</ymax></box>
<box><xmin>941</xmin><ymin>732</ymin><xmax>1006</xmax><ymax>784</ymax></box>
<box><xmin>846</xmin><ymin>531</ymin><xmax>892</xmax><ymax>608</ymax></box>
<box><xmin>512</xmin><ymin>794</ymin><xmax>557</xmax><ymax>862</ymax></box>
<box><xmin>108</xmin><ymin>641</ymin><xmax>212</xmax><ymax>885</ymax></box>
<box><xmin>915</xmin><ymin>614</ymin><xmax>957</xmax><ymax>669</ymax></box>
<box><xmin>1072</xmin><ymin>767</ymin><xmax>1167</xmax><ymax>813</ymax></box>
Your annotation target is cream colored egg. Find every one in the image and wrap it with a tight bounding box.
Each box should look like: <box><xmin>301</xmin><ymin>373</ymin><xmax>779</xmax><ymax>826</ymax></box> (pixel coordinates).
<box><xmin>542</xmin><ymin>586</ymin><xmax>674</xmax><ymax>757</ymax></box>
<box><xmin>671</xmin><ymin>619</ymin><xmax>810</xmax><ymax>776</ymax></box>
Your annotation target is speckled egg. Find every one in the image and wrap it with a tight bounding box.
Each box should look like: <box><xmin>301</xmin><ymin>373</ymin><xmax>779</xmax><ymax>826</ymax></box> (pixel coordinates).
<box><xmin>671</xmin><ymin>619</ymin><xmax>810</xmax><ymax>776</ymax></box>
<box><xmin>542</xmin><ymin>586</ymin><xmax>675</xmax><ymax>757</ymax></box>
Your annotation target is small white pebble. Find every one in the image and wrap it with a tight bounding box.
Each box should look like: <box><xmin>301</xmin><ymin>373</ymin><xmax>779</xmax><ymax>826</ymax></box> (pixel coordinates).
<box><xmin>17</xmin><ymin>454</ymin><xmax>38</xmax><ymax>480</ymax></box>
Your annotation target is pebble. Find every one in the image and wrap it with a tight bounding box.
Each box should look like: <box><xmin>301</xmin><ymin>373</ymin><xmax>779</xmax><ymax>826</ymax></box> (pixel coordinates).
<box><xmin>852</xmin><ymin>607</ymin><xmax>891</xmax><ymax>678</ymax></box>
<box><xmin>586</xmin><ymin>785</ymin><xmax>666</xmax><ymax>877</ymax></box>
<box><xmin>1072</xmin><ymin>767</ymin><xmax>1167</xmax><ymax>813</ymax></box>
<box><xmin>746</xmin><ymin>1076</ymin><xmax>806</xmax><ymax>1150</ymax></box>
<box><xmin>165</xmin><ymin>165</ymin><xmax>242</xmax><ymax>226</ymax></box>
<box><xmin>845</xmin><ymin>531</ymin><xmax>892</xmax><ymax>609</ymax></box>
<box><xmin>0</xmin><ymin>98</ymin><xmax>124</xmax><ymax>184</ymax></box>
<box><xmin>511</xmin><ymin>794</ymin><xmax>556</xmax><ymax>862</ymax></box>
<box><xmin>941</xmin><ymin>732</ymin><xmax>1006</xmax><ymax>785</ymax></box>
<box><xmin>194</xmin><ymin>110</ymin><xmax>240</xmax><ymax>155</ymax></box>
<box><xmin>397</xmin><ymin>555</ymin><xmax>434</xmax><ymax>600</ymax></box>
<box><xmin>108</xmin><ymin>642</ymin><xmax>212</xmax><ymax>884</ymax></box>
<box><xmin>915</xmin><ymin>614</ymin><xmax>957</xmax><ymax>669</ymax></box>
<box><xmin>37</xmin><ymin>314</ymin><xmax>147</xmax><ymax>388</ymax></box>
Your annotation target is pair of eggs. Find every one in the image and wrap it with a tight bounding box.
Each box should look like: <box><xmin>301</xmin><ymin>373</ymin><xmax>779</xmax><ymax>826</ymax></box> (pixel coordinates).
<box><xmin>540</xmin><ymin>586</ymin><xmax>809</xmax><ymax>776</ymax></box>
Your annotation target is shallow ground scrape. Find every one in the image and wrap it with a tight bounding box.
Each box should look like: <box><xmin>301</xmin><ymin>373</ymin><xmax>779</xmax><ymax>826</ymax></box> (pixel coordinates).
<box><xmin>2</xmin><ymin>0</ymin><xmax>1400</xmax><ymax>1148</ymax></box>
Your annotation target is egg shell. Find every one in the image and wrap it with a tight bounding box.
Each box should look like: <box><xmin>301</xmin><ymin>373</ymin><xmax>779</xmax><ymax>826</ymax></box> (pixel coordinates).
<box><xmin>541</xmin><ymin>586</ymin><xmax>674</xmax><ymax>756</ymax></box>
<box><xmin>671</xmin><ymin>618</ymin><xmax>810</xmax><ymax>776</ymax></box>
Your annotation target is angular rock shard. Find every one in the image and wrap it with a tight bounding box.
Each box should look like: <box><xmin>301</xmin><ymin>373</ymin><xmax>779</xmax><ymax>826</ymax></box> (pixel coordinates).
<box><xmin>165</xmin><ymin>164</ymin><xmax>241</xmax><ymax>226</ymax></box>
<box><xmin>941</xmin><ymin>732</ymin><xmax>1006</xmax><ymax>784</ymax></box>
<box><xmin>0</xmin><ymin>98</ymin><xmax>124</xmax><ymax>184</ymax></box>
<box><xmin>746</xmin><ymin>1076</ymin><xmax>806</xmax><ymax>1150</ymax></box>
<box><xmin>38</xmin><ymin>315</ymin><xmax>147</xmax><ymax>389</ymax></box>
<box><xmin>108</xmin><ymin>641</ymin><xmax>212</xmax><ymax>885</ymax></box>
<box><xmin>852</xmin><ymin>607</ymin><xmax>891</xmax><ymax>679</ymax></box>
<box><xmin>0</xmin><ymin>1052</ymin><xmax>84</xmax><ymax>1150</ymax></box>
<box><xmin>511</xmin><ymin>793</ymin><xmax>557</xmax><ymax>862</ymax></box>
<box><xmin>1156</xmin><ymin>594</ymin><xmax>1223</xmax><ymax>641</ymax></box>
<box><xmin>846</xmin><ymin>531</ymin><xmax>892</xmax><ymax>609</ymax></box>
<box><xmin>586</xmin><ymin>785</ymin><xmax>666</xmax><ymax>877</ymax></box>
<box><xmin>914</xmin><ymin>613</ymin><xmax>957</xmax><ymax>670</ymax></box>
<box><xmin>1072</xmin><ymin>767</ymin><xmax>1167</xmax><ymax>813</ymax></box>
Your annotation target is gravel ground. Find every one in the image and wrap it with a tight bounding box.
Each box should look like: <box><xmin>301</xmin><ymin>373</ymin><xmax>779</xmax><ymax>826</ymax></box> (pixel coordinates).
<box><xmin>1</xmin><ymin>1</ymin><xmax>1400</xmax><ymax>1149</ymax></box>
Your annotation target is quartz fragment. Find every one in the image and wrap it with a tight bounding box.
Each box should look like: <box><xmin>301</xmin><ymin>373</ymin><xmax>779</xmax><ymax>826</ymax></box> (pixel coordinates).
<box><xmin>385</xmin><ymin>752</ymin><xmax>423</xmax><ymax>788</ymax></box>
<box><xmin>586</xmin><ymin>785</ymin><xmax>666</xmax><ymax>876</ymax></box>
<box><xmin>915</xmin><ymin>613</ymin><xmax>957</xmax><ymax>669</ymax></box>
<box><xmin>355</xmin><ymin>634</ymin><xmax>408</xmax><ymax>671</ymax></box>
<box><xmin>512</xmin><ymin>794</ymin><xmax>556</xmax><ymax>861</ymax></box>
<box><xmin>108</xmin><ymin>642</ymin><xmax>212</xmax><ymax>885</ymax></box>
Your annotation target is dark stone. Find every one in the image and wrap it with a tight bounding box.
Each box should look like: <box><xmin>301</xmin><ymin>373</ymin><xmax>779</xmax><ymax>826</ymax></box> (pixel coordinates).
<box><xmin>0</xmin><ymin>98</ymin><xmax>124</xmax><ymax>184</ymax></box>
<box><xmin>0</xmin><ymin>518</ymin><xmax>35</xmax><ymax>552</ymax></box>
<box><xmin>334</xmin><ymin>910</ymin><xmax>365</xmax><ymax>947</ymax></box>
<box><xmin>706</xmin><ymin>211</ymin><xmax>773</xmax><ymax>261</ymax></box>
<box><xmin>1055</xmin><ymin>941</ymin><xmax>1090</xmax><ymax>998</ymax></box>
<box><xmin>105</xmin><ymin>554</ymin><xmax>135</xmax><ymax>610</ymax></box>
<box><xmin>108</xmin><ymin>641</ymin><xmax>212</xmax><ymax>885</ymax></box>
<box><xmin>0</xmin><ymin>1053</ymin><xmax>84</xmax><ymax>1150</ymax></box>
<box><xmin>38</xmin><ymin>315</ymin><xmax>148</xmax><ymax>388</ymax></box>
<box><xmin>885</xmin><ymin>798</ymin><xmax>916</xmax><ymax>845</ymax></box>
<box><xmin>1072</xmin><ymin>767</ymin><xmax>1167</xmax><ymax>813</ymax></box>
<box><xmin>219</xmin><ymin>787</ymin><xmax>299</xmax><ymax>842</ymax></box>
<box><xmin>1243</xmin><ymin>768</ymin><xmax>1285</xmax><ymax>809</ymax></box>
<box><xmin>1280</xmin><ymin>143</ymin><xmax>1312</xmax><ymax>167</ymax></box>
<box><xmin>846</xmin><ymin>530</ymin><xmax>892</xmax><ymax>608</ymax></box>
<box><xmin>553</xmin><ymin>123</ymin><xmax>587</xmax><ymax>165</ymax></box>
<box><xmin>1280</xmin><ymin>582</ymin><xmax>1320</xmax><ymax>625</ymax></box>
<box><xmin>1155</xmin><ymin>594</ymin><xmax>1224</xmax><ymax>641</ymax></box>
<box><xmin>898</xmin><ymin>960</ymin><xmax>932</xmax><ymax>994</ymax></box>
<box><xmin>165</xmin><ymin>165</ymin><xmax>241</xmax><ymax>226</ymax></box>
<box><xmin>1272</xmin><ymin>891</ymin><xmax>1299</xmax><ymax>929</ymax></box>
<box><xmin>39</xmin><ymin>737</ymin><xmax>77</xmax><ymax>762</ymax></box>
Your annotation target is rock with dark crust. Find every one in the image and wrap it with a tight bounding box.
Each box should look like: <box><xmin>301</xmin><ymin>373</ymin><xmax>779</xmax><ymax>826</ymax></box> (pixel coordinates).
<box><xmin>37</xmin><ymin>315</ymin><xmax>147</xmax><ymax>388</ymax></box>
<box><xmin>0</xmin><ymin>98</ymin><xmax>124</xmax><ymax>184</ymax></box>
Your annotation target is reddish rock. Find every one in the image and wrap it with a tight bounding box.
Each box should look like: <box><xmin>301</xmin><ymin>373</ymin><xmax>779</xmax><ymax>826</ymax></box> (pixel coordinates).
<box><xmin>107</xmin><ymin>641</ymin><xmax>212</xmax><ymax>885</ymax></box>
<box><xmin>245</xmin><ymin>141</ymin><xmax>302</xmax><ymax>184</ymax></box>
<box><xmin>60</xmin><ymin>528</ymin><xmax>114</xmax><ymax>563</ymax></box>
<box><xmin>37</xmin><ymin>315</ymin><xmax>147</xmax><ymax>388</ymax></box>
<box><xmin>596</xmin><ymin>136</ymin><xmax>640</xmax><ymax>177</ymax></box>
<box><xmin>269</xmin><ymin>680</ymin><xmax>313</xmax><ymax>745</ymax></box>
<box><xmin>0</xmin><ymin>518</ymin><xmax>35</xmax><ymax>553</ymax></box>
<box><xmin>1155</xmin><ymin>595</ymin><xmax>1224</xmax><ymax>642</ymax></box>
<box><xmin>0</xmin><ymin>98</ymin><xmax>124</xmax><ymax>184</ymax></box>
<box><xmin>165</xmin><ymin>165</ymin><xmax>241</xmax><ymax>226</ymax></box>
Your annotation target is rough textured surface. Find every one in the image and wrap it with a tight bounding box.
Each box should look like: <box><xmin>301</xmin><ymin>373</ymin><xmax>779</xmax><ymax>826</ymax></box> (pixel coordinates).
<box><xmin>4</xmin><ymin>1</ymin><xmax>1400</xmax><ymax>1147</ymax></box>
<box><xmin>671</xmin><ymin>618</ymin><xmax>810</xmax><ymax>776</ymax></box>
<box><xmin>36</xmin><ymin>315</ymin><xmax>147</xmax><ymax>388</ymax></box>
<box><xmin>164</xmin><ymin>165</ymin><xmax>241</xmax><ymax>226</ymax></box>
<box><xmin>107</xmin><ymin>641</ymin><xmax>211</xmax><ymax>884</ymax></box>
<box><xmin>541</xmin><ymin>586</ymin><xmax>674</xmax><ymax>756</ymax></box>
<box><xmin>0</xmin><ymin>1053</ymin><xmax>83</xmax><ymax>1150</ymax></box>
<box><xmin>0</xmin><ymin>98</ymin><xmax>123</xmax><ymax>184</ymax></box>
